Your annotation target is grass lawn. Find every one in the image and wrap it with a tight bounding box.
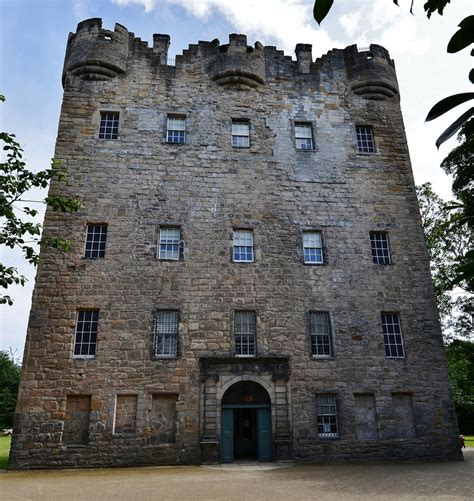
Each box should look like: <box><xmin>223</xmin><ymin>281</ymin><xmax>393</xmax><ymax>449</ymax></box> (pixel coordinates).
<box><xmin>0</xmin><ymin>436</ymin><xmax>11</xmax><ymax>469</ymax></box>
<box><xmin>465</xmin><ymin>435</ymin><xmax>474</xmax><ymax>448</ymax></box>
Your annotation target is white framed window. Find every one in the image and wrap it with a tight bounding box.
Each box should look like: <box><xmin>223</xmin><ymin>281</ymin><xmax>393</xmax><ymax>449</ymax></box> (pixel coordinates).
<box><xmin>235</xmin><ymin>311</ymin><xmax>256</xmax><ymax>357</ymax></box>
<box><xmin>356</xmin><ymin>125</ymin><xmax>375</xmax><ymax>153</ymax></box>
<box><xmin>154</xmin><ymin>310</ymin><xmax>179</xmax><ymax>358</ymax></box>
<box><xmin>233</xmin><ymin>230</ymin><xmax>254</xmax><ymax>262</ymax></box>
<box><xmin>231</xmin><ymin>120</ymin><xmax>250</xmax><ymax>148</ymax></box>
<box><xmin>159</xmin><ymin>227</ymin><xmax>181</xmax><ymax>260</ymax></box>
<box><xmin>85</xmin><ymin>224</ymin><xmax>107</xmax><ymax>259</ymax></box>
<box><xmin>303</xmin><ymin>231</ymin><xmax>323</xmax><ymax>264</ymax></box>
<box><xmin>74</xmin><ymin>310</ymin><xmax>99</xmax><ymax>358</ymax></box>
<box><xmin>99</xmin><ymin>112</ymin><xmax>119</xmax><ymax>139</ymax></box>
<box><xmin>295</xmin><ymin>123</ymin><xmax>313</xmax><ymax>150</ymax></box>
<box><xmin>316</xmin><ymin>394</ymin><xmax>339</xmax><ymax>438</ymax></box>
<box><xmin>310</xmin><ymin>311</ymin><xmax>333</xmax><ymax>358</ymax></box>
<box><xmin>166</xmin><ymin>115</ymin><xmax>186</xmax><ymax>143</ymax></box>
<box><xmin>370</xmin><ymin>232</ymin><xmax>391</xmax><ymax>264</ymax></box>
<box><xmin>381</xmin><ymin>312</ymin><xmax>405</xmax><ymax>358</ymax></box>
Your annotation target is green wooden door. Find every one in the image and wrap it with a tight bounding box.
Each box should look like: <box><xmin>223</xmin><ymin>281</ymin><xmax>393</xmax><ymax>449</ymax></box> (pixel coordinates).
<box><xmin>221</xmin><ymin>408</ymin><xmax>234</xmax><ymax>463</ymax></box>
<box><xmin>257</xmin><ymin>407</ymin><xmax>272</xmax><ymax>462</ymax></box>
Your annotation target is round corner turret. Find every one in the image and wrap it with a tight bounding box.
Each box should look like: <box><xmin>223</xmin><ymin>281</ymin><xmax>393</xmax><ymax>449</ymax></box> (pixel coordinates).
<box><xmin>208</xmin><ymin>34</ymin><xmax>265</xmax><ymax>90</ymax></box>
<box><xmin>62</xmin><ymin>18</ymin><xmax>130</xmax><ymax>86</ymax></box>
<box><xmin>344</xmin><ymin>44</ymin><xmax>399</xmax><ymax>101</ymax></box>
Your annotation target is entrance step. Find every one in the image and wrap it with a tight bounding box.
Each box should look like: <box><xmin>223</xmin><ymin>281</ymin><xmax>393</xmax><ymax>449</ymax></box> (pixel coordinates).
<box><xmin>201</xmin><ymin>461</ymin><xmax>295</xmax><ymax>471</ymax></box>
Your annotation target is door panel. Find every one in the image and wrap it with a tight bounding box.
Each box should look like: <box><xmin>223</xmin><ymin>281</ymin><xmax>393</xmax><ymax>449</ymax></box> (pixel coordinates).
<box><xmin>221</xmin><ymin>408</ymin><xmax>234</xmax><ymax>463</ymax></box>
<box><xmin>257</xmin><ymin>407</ymin><xmax>272</xmax><ymax>462</ymax></box>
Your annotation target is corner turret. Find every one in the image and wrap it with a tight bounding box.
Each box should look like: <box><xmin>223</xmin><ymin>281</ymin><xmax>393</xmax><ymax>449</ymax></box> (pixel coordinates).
<box><xmin>344</xmin><ymin>44</ymin><xmax>399</xmax><ymax>100</ymax></box>
<box><xmin>62</xmin><ymin>18</ymin><xmax>130</xmax><ymax>86</ymax></box>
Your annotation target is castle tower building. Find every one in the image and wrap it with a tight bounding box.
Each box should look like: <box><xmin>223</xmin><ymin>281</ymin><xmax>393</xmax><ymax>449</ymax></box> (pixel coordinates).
<box><xmin>10</xmin><ymin>19</ymin><xmax>461</xmax><ymax>469</ymax></box>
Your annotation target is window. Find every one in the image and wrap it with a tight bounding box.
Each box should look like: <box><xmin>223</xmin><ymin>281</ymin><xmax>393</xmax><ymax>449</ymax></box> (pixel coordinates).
<box><xmin>303</xmin><ymin>231</ymin><xmax>323</xmax><ymax>264</ymax></box>
<box><xmin>381</xmin><ymin>313</ymin><xmax>405</xmax><ymax>358</ymax></box>
<box><xmin>310</xmin><ymin>312</ymin><xmax>333</xmax><ymax>357</ymax></box>
<box><xmin>233</xmin><ymin>230</ymin><xmax>254</xmax><ymax>262</ymax></box>
<box><xmin>231</xmin><ymin>120</ymin><xmax>250</xmax><ymax>148</ymax></box>
<box><xmin>166</xmin><ymin>115</ymin><xmax>186</xmax><ymax>143</ymax></box>
<box><xmin>99</xmin><ymin>112</ymin><xmax>119</xmax><ymax>139</ymax></box>
<box><xmin>154</xmin><ymin>310</ymin><xmax>179</xmax><ymax>357</ymax></box>
<box><xmin>356</xmin><ymin>125</ymin><xmax>375</xmax><ymax>153</ymax></box>
<box><xmin>370</xmin><ymin>232</ymin><xmax>391</xmax><ymax>264</ymax></box>
<box><xmin>235</xmin><ymin>311</ymin><xmax>256</xmax><ymax>356</ymax></box>
<box><xmin>316</xmin><ymin>394</ymin><xmax>339</xmax><ymax>438</ymax></box>
<box><xmin>74</xmin><ymin>310</ymin><xmax>99</xmax><ymax>358</ymax></box>
<box><xmin>85</xmin><ymin>224</ymin><xmax>107</xmax><ymax>259</ymax></box>
<box><xmin>295</xmin><ymin>123</ymin><xmax>313</xmax><ymax>150</ymax></box>
<box><xmin>159</xmin><ymin>227</ymin><xmax>181</xmax><ymax>260</ymax></box>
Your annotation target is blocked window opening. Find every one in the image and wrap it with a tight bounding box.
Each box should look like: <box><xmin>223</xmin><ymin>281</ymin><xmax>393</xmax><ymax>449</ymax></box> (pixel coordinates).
<box><xmin>63</xmin><ymin>395</ymin><xmax>91</xmax><ymax>446</ymax></box>
<box><xmin>150</xmin><ymin>394</ymin><xmax>177</xmax><ymax>443</ymax></box>
<box><xmin>114</xmin><ymin>395</ymin><xmax>138</xmax><ymax>434</ymax></box>
<box><xmin>392</xmin><ymin>393</ymin><xmax>416</xmax><ymax>438</ymax></box>
<box><xmin>354</xmin><ymin>393</ymin><xmax>378</xmax><ymax>440</ymax></box>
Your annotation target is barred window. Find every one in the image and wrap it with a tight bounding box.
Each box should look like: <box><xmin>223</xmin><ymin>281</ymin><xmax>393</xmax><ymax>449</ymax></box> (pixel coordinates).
<box><xmin>370</xmin><ymin>232</ymin><xmax>391</xmax><ymax>264</ymax></box>
<box><xmin>295</xmin><ymin>123</ymin><xmax>313</xmax><ymax>150</ymax></box>
<box><xmin>159</xmin><ymin>227</ymin><xmax>181</xmax><ymax>260</ymax></box>
<box><xmin>381</xmin><ymin>312</ymin><xmax>405</xmax><ymax>358</ymax></box>
<box><xmin>166</xmin><ymin>115</ymin><xmax>186</xmax><ymax>143</ymax></box>
<box><xmin>356</xmin><ymin>125</ymin><xmax>375</xmax><ymax>153</ymax></box>
<box><xmin>154</xmin><ymin>310</ymin><xmax>179</xmax><ymax>358</ymax></box>
<box><xmin>316</xmin><ymin>394</ymin><xmax>339</xmax><ymax>438</ymax></box>
<box><xmin>85</xmin><ymin>224</ymin><xmax>107</xmax><ymax>259</ymax></box>
<box><xmin>233</xmin><ymin>230</ymin><xmax>254</xmax><ymax>263</ymax></box>
<box><xmin>74</xmin><ymin>310</ymin><xmax>99</xmax><ymax>358</ymax></box>
<box><xmin>310</xmin><ymin>312</ymin><xmax>333</xmax><ymax>357</ymax></box>
<box><xmin>99</xmin><ymin>112</ymin><xmax>119</xmax><ymax>139</ymax></box>
<box><xmin>235</xmin><ymin>311</ymin><xmax>256</xmax><ymax>356</ymax></box>
<box><xmin>232</xmin><ymin>120</ymin><xmax>250</xmax><ymax>148</ymax></box>
<box><xmin>303</xmin><ymin>231</ymin><xmax>323</xmax><ymax>264</ymax></box>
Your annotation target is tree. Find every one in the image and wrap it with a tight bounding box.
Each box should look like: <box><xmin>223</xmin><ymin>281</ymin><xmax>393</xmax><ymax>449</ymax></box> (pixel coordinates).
<box><xmin>0</xmin><ymin>350</ymin><xmax>21</xmax><ymax>429</ymax></box>
<box><xmin>445</xmin><ymin>340</ymin><xmax>474</xmax><ymax>434</ymax></box>
<box><xmin>1</xmin><ymin>95</ymin><xmax>82</xmax><ymax>305</ymax></box>
<box><xmin>416</xmin><ymin>182</ymin><xmax>473</xmax><ymax>340</ymax></box>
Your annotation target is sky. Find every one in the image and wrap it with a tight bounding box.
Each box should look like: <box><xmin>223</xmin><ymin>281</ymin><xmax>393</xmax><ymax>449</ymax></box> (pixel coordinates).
<box><xmin>0</xmin><ymin>0</ymin><xmax>472</xmax><ymax>360</ymax></box>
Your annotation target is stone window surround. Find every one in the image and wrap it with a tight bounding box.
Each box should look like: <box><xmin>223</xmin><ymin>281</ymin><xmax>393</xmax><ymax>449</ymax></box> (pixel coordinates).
<box><xmin>381</xmin><ymin>311</ymin><xmax>405</xmax><ymax>359</ymax></box>
<box><xmin>231</xmin><ymin>117</ymin><xmax>251</xmax><ymax>148</ymax></box>
<box><xmin>165</xmin><ymin>113</ymin><xmax>187</xmax><ymax>144</ymax></box>
<box><xmin>153</xmin><ymin>309</ymin><xmax>180</xmax><ymax>358</ymax></box>
<box><xmin>93</xmin><ymin>108</ymin><xmax>123</xmax><ymax>140</ymax></box>
<box><xmin>294</xmin><ymin>121</ymin><xmax>314</xmax><ymax>150</ymax></box>
<box><xmin>83</xmin><ymin>222</ymin><xmax>108</xmax><ymax>259</ymax></box>
<box><xmin>73</xmin><ymin>309</ymin><xmax>100</xmax><ymax>359</ymax></box>
<box><xmin>370</xmin><ymin>230</ymin><xmax>392</xmax><ymax>265</ymax></box>
<box><xmin>315</xmin><ymin>392</ymin><xmax>340</xmax><ymax>439</ymax></box>
<box><xmin>300</xmin><ymin>227</ymin><xmax>327</xmax><ymax>265</ymax></box>
<box><xmin>292</xmin><ymin>119</ymin><xmax>316</xmax><ymax>152</ymax></box>
<box><xmin>233</xmin><ymin>310</ymin><xmax>257</xmax><ymax>357</ymax></box>
<box><xmin>232</xmin><ymin>228</ymin><xmax>256</xmax><ymax>263</ymax></box>
<box><xmin>158</xmin><ymin>225</ymin><xmax>183</xmax><ymax>261</ymax></box>
<box><xmin>308</xmin><ymin>310</ymin><xmax>335</xmax><ymax>359</ymax></box>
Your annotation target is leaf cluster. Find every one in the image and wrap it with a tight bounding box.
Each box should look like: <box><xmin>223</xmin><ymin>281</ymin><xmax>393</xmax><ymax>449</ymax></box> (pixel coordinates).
<box><xmin>0</xmin><ymin>350</ymin><xmax>21</xmax><ymax>428</ymax></box>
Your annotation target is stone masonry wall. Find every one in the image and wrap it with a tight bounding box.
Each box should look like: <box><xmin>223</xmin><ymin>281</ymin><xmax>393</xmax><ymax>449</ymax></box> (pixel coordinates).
<box><xmin>9</xmin><ymin>19</ymin><xmax>461</xmax><ymax>469</ymax></box>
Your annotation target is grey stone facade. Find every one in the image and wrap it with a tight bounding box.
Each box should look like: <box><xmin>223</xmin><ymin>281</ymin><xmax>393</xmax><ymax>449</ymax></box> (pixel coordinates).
<box><xmin>10</xmin><ymin>18</ymin><xmax>461</xmax><ymax>469</ymax></box>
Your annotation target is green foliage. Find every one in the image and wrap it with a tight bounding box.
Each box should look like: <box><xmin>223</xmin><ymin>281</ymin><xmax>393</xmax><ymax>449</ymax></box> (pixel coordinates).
<box><xmin>0</xmin><ymin>351</ymin><xmax>21</xmax><ymax>429</ymax></box>
<box><xmin>424</xmin><ymin>0</ymin><xmax>451</xmax><ymax>18</ymax></box>
<box><xmin>416</xmin><ymin>183</ymin><xmax>473</xmax><ymax>339</ymax></box>
<box><xmin>0</xmin><ymin>96</ymin><xmax>83</xmax><ymax>305</ymax></box>
<box><xmin>447</xmin><ymin>15</ymin><xmax>474</xmax><ymax>53</ymax></box>
<box><xmin>445</xmin><ymin>340</ymin><xmax>474</xmax><ymax>434</ymax></box>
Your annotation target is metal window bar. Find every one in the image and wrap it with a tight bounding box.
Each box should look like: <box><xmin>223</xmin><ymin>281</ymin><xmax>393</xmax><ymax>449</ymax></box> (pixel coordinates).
<box><xmin>303</xmin><ymin>231</ymin><xmax>323</xmax><ymax>264</ymax></box>
<box><xmin>295</xmin><ymin>123</ymin><xmax>313</xmax><ymax>150</ymax></box>
<box><xmin>370</xmin><ymin>232</ymin><xmax>391</xmax><ymax>264</ymax></box>
<box><xmin>316</xmin><ymin>395</ymin><xmax>339</xmax><ymax>437</ymax></box>
<box><xmin>154</xmin><ymin>310</ymin><xmax>179</xmax><ymax>357</ymax></box>
<box><xmin>166</xmin><ymin>116</ymin><xmax>186</xmax><ymax>143</ymax></box>
<box><xmin>233</xmin><ymin>230</ymin><xmax>254</xmax><ymax>262</ymax></box>
<box><xmin>310</xmin><ymin>312</ymin><xmax>333</xmax><ymax>357</ymax></box>
<box><xmin>235</xmin><ymin>311</ymin><xmax>256</xmax><ymax>356</ymax></box>
<box><xmin>381</xmin><ymin>313</ymin><xmax>405</xmax><ymax>358</ymax></box>
<box><xmin>85</xmin><ymin>224</ymin><xmax>107</xmax><ymax>258</ymax></box>
<box><xmin>231</xmin><ymin>121</ymin><xmax>250</xmax><ymax>148</ymax></box>
<box><xmin>159</xmin><ymin>228</ymin><xmax>181</xmax><ymax>260</ymax></box>
<box><xmin>74</xmin><ymin>310</ymin><xmax>99</xmax><ymax>357</ymax></box>
<box><xmin>356</xmin><ymin>126</ymin><xmax>375</xmax><ymax>153</ymax></box>
<box><xmin>99</xmin><ymin>112</ymin><xmax>119</xmax><ymax>139</ymax></box>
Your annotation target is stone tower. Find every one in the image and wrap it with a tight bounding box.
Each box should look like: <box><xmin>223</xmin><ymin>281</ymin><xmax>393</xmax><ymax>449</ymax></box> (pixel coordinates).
<box><xmin>10</xmin><ymin>19</ymin><xmax>461</xmax><ymax>469</ymax></box>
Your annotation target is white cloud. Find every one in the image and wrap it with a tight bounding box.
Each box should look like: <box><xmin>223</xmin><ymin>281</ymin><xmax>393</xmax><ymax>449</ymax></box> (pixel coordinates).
<box><xmin>114</xmin><ymin>0</ymin><xmax>158</xmax><ymax>12</ymax></box>
<box><xmin>339</xmin><ymin>12</ymin><xmax>361</xmax><ymax>38</ymax></box>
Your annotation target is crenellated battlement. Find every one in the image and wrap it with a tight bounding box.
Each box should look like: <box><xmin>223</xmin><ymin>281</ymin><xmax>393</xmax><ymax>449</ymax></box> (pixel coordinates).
<box><xmin>63</xmin><ymin>19</ymin><xmax>399</xmax><ymax>100</ymax></box>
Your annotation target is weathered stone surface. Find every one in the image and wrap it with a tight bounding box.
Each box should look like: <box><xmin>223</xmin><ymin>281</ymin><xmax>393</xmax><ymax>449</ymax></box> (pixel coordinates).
<box><xmin>9</xmin><ymin>18</ymin><xmax>461</xmax><ymax>470</ymax></box>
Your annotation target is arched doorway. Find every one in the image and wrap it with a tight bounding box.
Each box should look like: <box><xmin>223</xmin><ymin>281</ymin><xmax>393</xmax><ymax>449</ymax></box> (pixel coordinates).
<box><xmin>221</xmin><ymin>381</ymin><xmax>272</xmax><ymax>463</ymax></box>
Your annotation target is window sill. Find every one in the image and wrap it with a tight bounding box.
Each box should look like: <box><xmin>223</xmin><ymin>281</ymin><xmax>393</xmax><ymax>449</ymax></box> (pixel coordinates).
<box><xmin>356</xmin><ymin>151</ymin><xmax>378</xmax><ymax>155</ymax></box>
<box><xmin>154</xmin><ymin>356</ymin><xmax>179</xmax><ymax>360</ymax></box>
<box><xmin>234</xmin><ymin>354</ymin><xmax>257</xmax><ymax>358</ymax></box>
<box><xmin>311</xmin><ymin>355</ymin><xmax>334</xmax><ymax>360</ymax></box>
<box><xmin>303</xmin><ymin>261</ymin><xmax>325</xmax><ymax>266</ymax></box>
<box><xmin>73</xmin><ymin>356</ymin><xmax>96</xmax><ymax>360</ymax></box>
<box><xmin>318</xmin><ymin>435</ymin><xmax>340</xmax><ymax>440</ymax></box>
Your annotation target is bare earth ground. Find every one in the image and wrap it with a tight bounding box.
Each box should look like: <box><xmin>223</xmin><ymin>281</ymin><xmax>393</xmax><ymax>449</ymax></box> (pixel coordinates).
<box><xmin>0</xmin><ymin>449</ymin><xmax>472</xmax><ymax>501</ymax></box>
